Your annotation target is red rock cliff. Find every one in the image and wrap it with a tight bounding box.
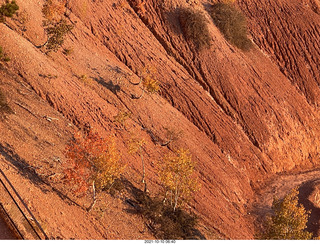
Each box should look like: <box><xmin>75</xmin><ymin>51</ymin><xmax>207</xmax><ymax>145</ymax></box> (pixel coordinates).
<box><xmin>1</xmin><ymin>0</ymin><xmax>320</xmax><ymax>239</ymax></box>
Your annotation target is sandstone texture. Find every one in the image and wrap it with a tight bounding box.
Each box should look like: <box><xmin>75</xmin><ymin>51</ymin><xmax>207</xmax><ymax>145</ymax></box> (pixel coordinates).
<box><xmin>1</xmin><ymin>0</ymin><xmax>320</xmax><ymax>239</ymax></box>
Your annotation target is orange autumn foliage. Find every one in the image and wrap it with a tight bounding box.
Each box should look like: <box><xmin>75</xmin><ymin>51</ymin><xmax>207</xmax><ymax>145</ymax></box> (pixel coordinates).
<box><xmin>64</xmin><ymin>130</ymin><xmax>125</xmax><ymax>196</ymax></box>
<box><xmin>42</xmin><ymin>0</ymin><xmax>66</xmax><ymax>22</ymax></box>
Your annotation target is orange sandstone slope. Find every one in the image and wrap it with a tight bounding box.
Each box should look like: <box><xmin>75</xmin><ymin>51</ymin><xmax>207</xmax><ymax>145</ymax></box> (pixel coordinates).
<box><xmin>1</xmin><ymin>0</ymin><xmax>320</xmax><ymax>240</ymax></box>
<box><xmin>239</xmin><ymin>0</ymin><xmax>320</xmax><ymax>106</ymax></box>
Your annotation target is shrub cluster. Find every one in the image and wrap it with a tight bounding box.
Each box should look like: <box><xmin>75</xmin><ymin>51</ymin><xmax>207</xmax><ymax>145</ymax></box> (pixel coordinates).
<box><xmin>41</xmin><ymin>0</ymin><xmax>73</xmax><ymax>52</ymax></box>
<box><xmin>133</xmin><ymin>192</ymin><xmax>200</xmax><ymax>239</ymax></box>
<box><xmin>113</xmin><ymin>110</ymin><xmax>131</xmax><ymax>126</ymax></box>
<box><xmin>159</xmin><ymin>148</ymin><xmax>200</xmax><ymax>211</ymax></box>
<box><xmin>142</xmin><ymin>75</ymin><xmax>160</xmax><ymax>94</ymax></box>
<box><xmin>179</xmin><ymin>8</ymin><xmax>211</xmax><ymax>50</ymax></box>
<box><xmin>125</xmin><ymin>148</ymin><xmax>201</xmax><ymax>239</ymax></box>
<box><xmin>141</xmin><ymin>65</ymin><xmax>160</xmax><ymax>94</ymax></box>
<box><xmin>0</xmin><ymin>0</ymin><xmax>19</xmax><ymax>23</ymax></box>
<box><xmin>64</xmin><ymin>130</ymin><xmax>126</xmax><ymax>195</ymax></box>
<box><xmin>209</xmin><ymin>2</ymin><xmax>252</xmax><ymax>51</ymax></box>
<box><xmin>131</xmin><ymin>65</ymin><xmax>160</xmax><ymax>99</ymax></box>
<box><xmin>64</xmin><ymin>127</ymin><xmax>202</xmax><ymax>239</ymax></box>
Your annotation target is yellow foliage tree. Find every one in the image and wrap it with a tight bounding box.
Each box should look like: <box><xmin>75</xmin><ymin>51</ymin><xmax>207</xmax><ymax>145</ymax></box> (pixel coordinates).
<box><xmin>261</xmin><ymin>188</ymin><xmax>312</xmax><ymax>240</ymax></box>
<box><xmin>159</xmin><ymin>148</ymin><xmax>200</xmax><ymax>211</ymax></box>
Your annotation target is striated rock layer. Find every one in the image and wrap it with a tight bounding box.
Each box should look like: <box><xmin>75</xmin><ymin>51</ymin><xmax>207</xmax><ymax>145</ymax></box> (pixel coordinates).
<box><xmin>1</xmin><ymin>0</ymin><xmax>320</xmax><ymax>239</ymax></box>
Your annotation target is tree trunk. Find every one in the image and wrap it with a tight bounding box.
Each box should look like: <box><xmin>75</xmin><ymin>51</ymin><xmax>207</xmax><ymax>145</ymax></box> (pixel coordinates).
<box><xmin>174</xmin><ymin>186</ymin><xmax>178</xmax><ymax>212</ymax></box>
<box><xmin>140</xmin><ymin>146</ymin><xmax>148</xmax><ymax>192</ymax></box>
<box><xmin>87</xmin><ymin>181</ymin><xmax>96</xmax><ymax>212</ymax></box>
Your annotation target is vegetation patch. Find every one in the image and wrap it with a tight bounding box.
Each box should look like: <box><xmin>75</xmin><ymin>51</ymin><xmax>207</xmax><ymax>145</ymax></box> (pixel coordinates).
<box><xmin>142</xmin><ymin>75</ymin><xmax>160</xmax><ymax>94</ymax></box>
<box><xmin>159</xmin><ymin>148</ymin><xmax>200</xmax><ymax>211</ymax></box>
<box><xmin>131</xmin><ymin>65</ymin><xmax>160</xmax><ymax>99</ymax></box>
<box><xmin>0</xmin><ymin>88</ymin><xmax>13</xmax><ymax>115</ymax></box>
<box><xmin>179</xmin><ymin>8</ymin><xmax>211</xmax><ymax>50</ymax></box>
<box><xmin>127</xmin><ymin>189</ymin><xmax>202</xmax><ymax>240</ymax></box>
<box><xmin>0</xmin><ymin>0</ymin><xmax>19</xmax><ymax>23</ymax></box>
<box><xmin>64</xmin><ymin>130</ymin><xmax>126</xmax><ymax>211</ymax></box>
<box><xmin>0</xmin><ymin>46</ymin><xmax>10</xmax><ymax>62</ymax></box>
<box><xmin>62</xmin><ymin>47</ymin><xmax>74</xmax><ymax>56</ymax></box>
<box><xmin>124</xmin><ymin>148</ymin><xmax>202</xmax><ymax>239</ymax></box>
<box><xmin>41</xmin><ymin>0</ymin><xmax>73</xmax><ymax>52</ymax></box>
<box><xmin>259</xmin><ymin>188</ymin><xmax>312</xmax><ymax>240</ymax></box>
<box><xmin>43</xmin><ymin>19</ymin><xmax>73</xmax><ymax>52</ymax></box>
<box><xmin>141</xmin><ymin>65</ymin><xmax>160</xmax><ymax>94</ymax></box>
<box><xmin>113</xmin><ymin>110</ymin><xmax>132</xmax><ymax>127</ymax></box>
<box><xmin>209</xmin><ymin>2</ymin><xmax>252</xmax><ymax>51</ymax></box>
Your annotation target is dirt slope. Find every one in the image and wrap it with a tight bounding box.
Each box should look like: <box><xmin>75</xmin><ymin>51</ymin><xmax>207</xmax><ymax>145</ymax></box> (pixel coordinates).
<box><xmin>239</xmin><ymin>0</ymin><xmax>320</xmax><ymax>106</ymax></box>
<box><xmin>1</xmin><ymin>0</ymin><xmax>320</xmax><ymax>240</ymax></box>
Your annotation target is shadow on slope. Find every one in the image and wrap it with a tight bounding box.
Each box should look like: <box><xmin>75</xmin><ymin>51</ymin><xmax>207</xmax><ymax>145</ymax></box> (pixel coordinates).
<box><xmin>119</xmin><ymin>178</ymin><xmax>206</xmax><ymax>240</ymax></box>
<box><xmin>298</xmin><ymin>180</ymin><xmax>320</xmax><ymax>238</ymax></box>
<box><xmin>0</xmin><ymin>142</ymin><xmax>83</xmax><ymax>209</ymax></box>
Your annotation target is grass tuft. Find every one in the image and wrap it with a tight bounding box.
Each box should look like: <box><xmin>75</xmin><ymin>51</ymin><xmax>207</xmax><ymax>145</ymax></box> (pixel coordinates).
<box><xmin>209</xmin><ymin>2</ymin><xmax>252</xmax><ymax>51</ymax></box>
<box><xmin>179</xmin><ymin>8</ymin><xmax>211</xmax><ymax>50</ymax></box>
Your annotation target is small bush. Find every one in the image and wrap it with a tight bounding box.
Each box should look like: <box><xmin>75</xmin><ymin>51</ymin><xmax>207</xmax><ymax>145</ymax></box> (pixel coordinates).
<box><xmin>179</xmin><ymin>8</ymin><xmax>211</xmax><ymax>50</ymax></box>
<box><xmin>62</xmin><ymin>47</ymin><xmax>74</xmax><ymax>56</ymax></box>
<box><xmin>113</xmin><ymin>110</ymin><xmax>131</xmax><ymax>126</ymax></box>
<box><xmin>133</xmin><ymin>192</ymin><xmax>200</xmax><ymax>239</ymax></box>
<box><xmin>42</xmin><ymin>0</ymin><xmax>73</xmax><ymax>52</ymax></box>
<box><xmin>0</xmin><ymin>0</ymin><xmax>19</xmax><ymax>23</ymax></box>
<box><xmin>2</xmin><ymin>56</ymin><xmax>10</xmax><ymax>62</ymax></box>
<box><xmin>42</xmin><ymin>0</ymin><xmax>65</xmax><ymax>22</ymax></box>
<box><xmin>44</xmin><ymin>19</ymin><xmax>73</xmax><ymax>52</ymax></box>
<box><xmin>0</xmin><ymin>46</ymin><xmax>10</xmax><ymax>62</ymax></box>
<box><xmin>0</xmin><ymin>89</ymin><xmax>13</xmax><ymax>115</ymax></box>
<box><xmin>209</xmin><ymin>2</ymin><xmax>252</xmax><ymax>51</ymax></box>
<box><xmin>142</xmin><ymin>76</ymin><xmax>160</xmax><ymax>94</ymax></box>
<box><xmin>139</xmin><ymin>65</ymin><xmax>160</xmax><ymax>94</ymax></box>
